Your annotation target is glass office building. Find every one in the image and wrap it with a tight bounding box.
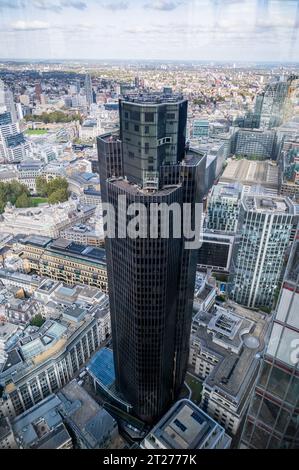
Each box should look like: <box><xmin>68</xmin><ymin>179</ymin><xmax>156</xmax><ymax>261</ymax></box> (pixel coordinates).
<box><xmin>241</xmin><ymin>237</ymin><xmax>299</xmax><ymax>448</ymax></box>
<box><xmin>98</xmin><ymin>94</ymin><xmax>206</xmax><ymax>424</ymax></box>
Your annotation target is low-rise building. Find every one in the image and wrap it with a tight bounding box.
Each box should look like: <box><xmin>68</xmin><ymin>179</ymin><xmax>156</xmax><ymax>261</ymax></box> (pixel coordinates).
<box><xmin>58</xmin><ymin>380</ymin><xmax>121</xmax><ymax>449</ymax></box>
<box><xmin>15</xmin><ymin>236</ymin><xmax>108</xmax><ymax>292</ymax></box>
<box><xmin>10</xmin><ymin>394</ymin><xmax>72</xmax><ymax>449</ymax></box>
<box><xmin>141</xmin><ymin>399</ymin><xmax>231</xmax><ymax>449</ymax></box>
<box><xmin>189</xmin><ymin>302</ymin><xmax>270</xmax><ymax>435</ymax></box>
<box><xmin>0</xmin><ymin>200</ymin><xmax>95</xmax><ymax>238</ymax></box>
<box><xmin>0</xmin><ymin>289</ymin><xmax>110</xmax><ymax>418</ymax></box>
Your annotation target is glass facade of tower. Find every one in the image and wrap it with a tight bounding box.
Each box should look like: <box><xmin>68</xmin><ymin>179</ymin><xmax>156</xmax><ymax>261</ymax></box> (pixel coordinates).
<box><xmin>241</xmin><ymin>238</ymin><xmax>299</xmax><ymax>449</ymax></box>
<box><xmin>97</xmin><ymin>95</ymin><xmax>206</xmax><ymax>423</ymax></box>
<box><xmin>119</xmin><ymin>94</ymin><xmax>188</xmax><ymax>188</ymax></box>
<box><xmin>231</xmin><ymin>195</ymin><xmax>295</xmax><ymax>309</ymax></box>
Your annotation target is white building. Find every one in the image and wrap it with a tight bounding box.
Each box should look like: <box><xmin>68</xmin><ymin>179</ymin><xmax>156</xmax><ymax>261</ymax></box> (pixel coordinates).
<box><xmin>141</xmin><ymin>399</ymin><xmax>231</xmax><ymax>449</ymax></box>
<box><xmin>0</xmin><ymin>200</ymin><xmax>95</xmax><ymax>238</ymax></box>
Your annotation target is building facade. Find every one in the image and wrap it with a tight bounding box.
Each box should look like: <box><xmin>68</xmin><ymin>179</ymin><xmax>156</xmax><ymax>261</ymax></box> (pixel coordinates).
<box><xmin>230</xmin><ymin>195</ymin><xmax>295</xmax><ymax>309</ymax></box>
<box><xmin>240</xmin><ymin>237</ymin><xmax>299</xmax><ymax>449</ymax></box>
<box><xmin>98</xmin><ymin>93</ymin><xmax>206</xmax><ymax>423</ymax></box>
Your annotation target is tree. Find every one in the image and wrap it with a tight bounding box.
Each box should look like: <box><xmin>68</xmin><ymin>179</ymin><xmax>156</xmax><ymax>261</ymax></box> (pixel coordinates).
<box><xmin>48</xmin><ymin>188</ymin><xmax>68</xmax><ymax>204</ymax></box>
<box><xmin>30</xmin><ymin>314</ymin><xmax>45</xmax><ymax>328</ymax></box>
<box><xmin>46</xmin><ymin>177</ymin><xmax>68</xmax><ymax>196</ymax></box>
<box><xmin>36</xmin><ymin>176</ymin><xmax>48</xmax><ymax>197</ymax></box>
<box><xmin>15</xmin><ymin>193</ymin><xmax>30</xmax><ymax>208</ymax></box>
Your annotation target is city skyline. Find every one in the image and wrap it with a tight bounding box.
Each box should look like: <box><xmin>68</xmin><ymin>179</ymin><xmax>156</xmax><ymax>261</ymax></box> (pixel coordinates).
<box><xmin>0</xmin><ymin>0</ymin><xmax>299</xmax><ymax>62</ymax></box>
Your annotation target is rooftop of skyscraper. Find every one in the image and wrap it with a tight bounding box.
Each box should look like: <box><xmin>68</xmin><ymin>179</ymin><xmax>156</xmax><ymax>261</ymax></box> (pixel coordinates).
<box><xmin>121</xmin><ymin>92</ymin><xmax>185</xmax><ymax>105</ymax></box>
<box><xmin>243</xmin><ymin>194</ymin><xmax>295</xmax><ymax>214</ymax></box>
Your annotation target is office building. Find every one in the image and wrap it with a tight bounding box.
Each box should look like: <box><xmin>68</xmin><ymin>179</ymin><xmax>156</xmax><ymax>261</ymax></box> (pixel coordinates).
<box><xmin>233</xmin><ymin>128</ymin><xmax>276</xmax><ymax>160</ymax></box>
<box><xmin>119</xmin><ymin>93</ymin><xmax>188</xmax><ymax>187</ymax></box>
<box><xmin>198</xmin><ymin>232</ymin><xmax>235</xmax><ymax>273</ymax></box>
<box><xmin>141</xmin><ymin>399</ymin><xmax>231</xmax><ymax>449</ymax></box>
<box><xmin>0</xmin><ymin>80</ymin><xmax>17</xmax><ymax>122</ymax></box>
<box><xmin>189</xmin><ymin>302</ymin><xmax>269</xmax><ymax>435</ymax></box>
<box><xmin>206</xmin><ymin>183</ymin><xmax>243</xmax><ymax>233</ymax></box>
<box><xmin>231</xmin><ymin>195</ymin><xmax>295</xmax><ymax>309</ymax></box>
<box><xmin>98</xmin><ymin>93</ymin><xmax>206</xmax><ymax>423</ymax></box>
<box><xmin>85</xmin><ymin>74</ymin><xmax>93</xmax><ymax>109</ymax></box>
<box><xmin>15</xmin><ymin>236</ymin><xmax>108</xmax><ymax>292</ymax></box>
<box><xmin>0</xmin><ymin>287</ymin><xmax>110</xmax><ymax>418</ymax></box>
<box><xmin>0</xmin><ymin>111</ymin><xmax>31</xmax><ymax>163</ymax></box>
<box><xmin>9</xmin><ymin>395</ymin><xmax>72</xmax><ymax>449</ymax></box>
<box><xmin>220</xmin><ymin>158</ymin><xmax>279</xmax><ymax>193</ymax></box>
<box><xmin>254</xmin><ymin>79</ymin><xmax>290</xmax><ymax>129</ymax></box>
<box><xmin>192</xmin><ymin>120</ymin><xmax>209</xmax><ymax>139</ymax></box>
<box><xmin>0</xmin><ymin>416</ymin><xmax>17</xmax><ymax>449</ymax></box>
<box><xmin>279</xmin><ymin>136</ymin><xmax>299</xmax><ymax>201</ymax></box>
<box><xmin>58</xmin><ymin>380</ymin><xmax>121</xmax><ymax>449</ymax></box>
<box><xmin>0</xmin><ymin>200</ymin><xmax>95</xmax><ymax>238</ymax></box>
<box><xmin>240</xmin><ymin>238</ymin><xmax>299</xmax><ymax>449</ymax></box>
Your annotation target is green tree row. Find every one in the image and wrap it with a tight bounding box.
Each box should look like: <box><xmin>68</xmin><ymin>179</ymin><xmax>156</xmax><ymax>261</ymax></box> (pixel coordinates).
<box><xmin>24</xmin><ymin>111</ymin><xmax>82</xmax><ymax>124</ymax></box>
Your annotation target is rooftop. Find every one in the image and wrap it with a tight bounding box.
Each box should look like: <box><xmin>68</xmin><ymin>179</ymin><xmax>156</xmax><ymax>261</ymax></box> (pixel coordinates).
<box><xmin>143</xmin><ymin>399</ymin><xmax>228</xmax><ymax>449</ymax></box>
<box><xmin>243</xmin><ymin>195</ymin><xmax>294</xmax><ymax>214</ymax></box>
<box><xmin>220</xmin><ymin>159</ymin><xmax>279</xmax><ymax>189</ymax></box>
<box><xmin>121</xmin><ymin>92</ymin><xmax>185</xmax><ymax>105</ymax></box>
<box><xmin>191</xmin><ymin>302</ymin><xmax>269</xmax><ymax>405</ymax></box>
<box><xmin>87</xmin><ymin>347</ymin><xmax>115</xmax><ymax>389</ymax></box>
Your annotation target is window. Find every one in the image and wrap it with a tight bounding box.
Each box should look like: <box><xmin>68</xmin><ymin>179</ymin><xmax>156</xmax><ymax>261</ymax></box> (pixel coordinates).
<box><xmin>167</xmin><ymin>113</ymin><xmax>175</xmax><ymax>119</ymax></box>
<box><xmin>174</xmin><ymin>419</ymin><xmax>187</xmax><ymax>432</ymax></box>
<box><xmin>134</xmin><ymin>124</ymin><xmax>139</xmax><ymax>132</ymax></box>
<box><xmin>145</xmin><ymin>112</ymin><xmax>154</xmax><ymax>122</ymax></box>
<box><xmin>145</xmin><ymin>125</ymin><xmax>149</xmax><ymax>134</ymax></box>
<box><xmin>131</xmin><ymin>110</ymin><xmax>140</xmax><ymax>121</ymax></box>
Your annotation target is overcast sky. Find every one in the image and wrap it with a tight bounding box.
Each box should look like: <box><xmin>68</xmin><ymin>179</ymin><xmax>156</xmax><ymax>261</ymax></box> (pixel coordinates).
<box><xmin>0</xmin><ymin>0</ymin><xmax>298</xmax><ymax>62</ymax></box>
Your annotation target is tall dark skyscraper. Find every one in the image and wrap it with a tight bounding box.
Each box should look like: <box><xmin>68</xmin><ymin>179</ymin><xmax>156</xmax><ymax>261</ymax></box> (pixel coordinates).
<box><xmin>98</xmin><ymin>93</ymin><xmax>206</xmax><ymax>423</ymax></box>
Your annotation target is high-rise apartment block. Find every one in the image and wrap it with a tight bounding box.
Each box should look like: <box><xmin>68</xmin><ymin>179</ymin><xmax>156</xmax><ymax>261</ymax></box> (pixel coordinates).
<box><xmin>241</xmin><ymin>238</ymin><xmax>299</xmax><ymax>448</ymax></box>
<box><xmin>98</xmin><ymin>93</ymin><xmax>206</xmax><ymax>423</ymax></box>
<box><xmin>231</xmin><ymin>195</ymin><xmax>295</xmax><ymax>309</ymax></box>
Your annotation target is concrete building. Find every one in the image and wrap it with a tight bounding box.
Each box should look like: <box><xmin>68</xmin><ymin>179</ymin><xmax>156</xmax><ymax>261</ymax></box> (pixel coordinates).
<box><xmin>220</xmin><ymin>158</ymin><xmax>279</xmax><ymax>193</ymax></box>
<box><xmin>16</xmin><ymin>236</ymin><xmax>108</xmax><ymax>292</ymax></box>
<box><xmin>141</xmin><ymin>399</ymin><xmax>231</xmax><ymax>449</ymax></box>
<box><xmin>10</xmin><ymin>394</ymin><xmax>72</xmax><ymax>449</ymax></box>
<box><xmin>0</xmin><ymin>289</ymin><xmax>110</xmax><ymax>418</ymax></box>
<box><xmin>189</xmin><ymin>302</ymin><xmax>269</xmax><ymax>435</ymax></box>
<box><xmin>0</xmin><ymin>200</ymin><xmax>95</xmax><ymax>238</ymax></box>
<box><xmin>58</xmin><ymin>380</ymin><xmax>120</xmax><ymax>449</ymax></box>
<box><xmin>0</xmin><ymin>416</ymin><xmax>17</xmax><ymax>449</ymax></box>
<box><xmin>233</xmin><ymin>128</ymin><xmax>276</xmax><ymax>160</ymax></box>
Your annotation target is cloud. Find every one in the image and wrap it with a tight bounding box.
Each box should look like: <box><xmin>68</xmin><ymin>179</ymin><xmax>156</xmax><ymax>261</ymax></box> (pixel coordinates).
<box><xmin>32</xmin><ymin>0</ymin><xmax>87</xmax><ymax>12</ymax></box>
<box><xmin>101</xmin><ymin>1</ymin><xmax>129</xmax><ymax>10</ymax></box>
<box><xmin>144</xmin><ymin>1</ymin><xmax>181</xmax><ymax>11</ymax></box>
<box><xmin>11</xmin><ymin>20</ymin><xmax>50</xmax><ymax>31</ymax></box>
<box><xmin>0</xmin><ymin>0</ymin><xmax>25</xmax><ymax>9</ymax></box>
